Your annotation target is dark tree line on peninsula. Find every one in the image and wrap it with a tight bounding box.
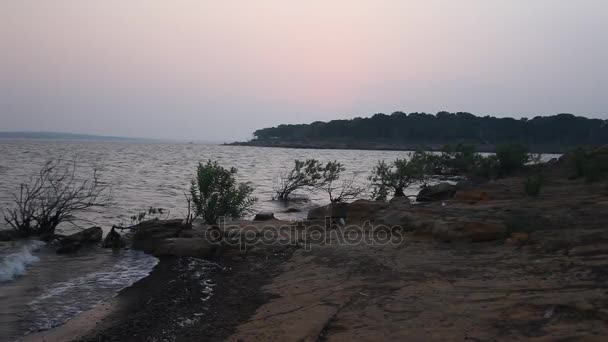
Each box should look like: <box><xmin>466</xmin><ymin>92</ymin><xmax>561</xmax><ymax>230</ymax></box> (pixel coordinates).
<box><xmin>251</xmin><ymin>112</ymin><xmax>608</xmax><ymax>150</ymax></box>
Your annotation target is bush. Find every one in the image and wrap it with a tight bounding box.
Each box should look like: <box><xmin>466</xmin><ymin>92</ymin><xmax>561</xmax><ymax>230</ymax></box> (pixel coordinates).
<box><xmin>274</xmin><ymin>159</ymin><xmax>325</xmax><ymax>200</ymax></box>
<box><xmin>572</xmin><ymin>148</ymin><xmax>588</xmax><ymax>178</ymax></box>
<box><xmin>369</xmin><ymin>151</ymin><xmax>432</xmax><ymax>201</ymax></box>
<box><xmin>524</xmin><ymin>175</ymin><xmax>543</xmax><ymax>197</ymax></box>
<box><xmin>568</xmin><ymin>148</ymin><xmax>608</xmax><ymax>183</ymax></box>
<box><xmin>1</xmin><ymin>159</ymin><xmax>112</xmax><ymax>238</ymax></box>
<box><xmin>319</xmin><ymin>161</ymin><xmax>364</xmax><ymax>203</ymax></box>
<box><xmin>584</xmin><ymin>161</ymin><xmax>608</xmax><ymax>183</ymax></box>
<box><xmin>495</xmin><ymin>143</ymin><xmax>530</xmax><ymax>176</ymax></box>
<box><xmin>435</xmin><ymin>143</ymin><xmax>479</xmax><ymax>175</ymax></box>
<box><xmin>190</xmin><ymin>160</ymin><xmax>255</xmax><ymax>225</ymax></box>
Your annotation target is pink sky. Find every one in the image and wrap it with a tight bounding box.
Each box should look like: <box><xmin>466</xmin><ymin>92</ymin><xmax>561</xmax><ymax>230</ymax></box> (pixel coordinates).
<box><xmin>1</xmin><ymin>0</ymin><xmax>607</xmax><ymax>140</ymax></box>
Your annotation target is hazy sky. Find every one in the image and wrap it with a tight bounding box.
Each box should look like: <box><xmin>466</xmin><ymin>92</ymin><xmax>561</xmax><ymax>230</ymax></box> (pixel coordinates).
<box><xmin>1</xmin><ymin>0</ymin><xmax>607</xmax><ymax>141</ymax></box>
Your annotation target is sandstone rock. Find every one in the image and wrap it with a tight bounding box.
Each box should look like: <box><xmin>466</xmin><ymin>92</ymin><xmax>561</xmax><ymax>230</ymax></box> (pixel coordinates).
<box><xmin>433</xmin><ymin>220</ymin><xmax>507</xmax><ymax>242</ymax></box>
<box><xmin>375</xmin><ymin>210</ymin><xmax>416</xmax><ymax>231</ymax></box>
<box><xmin>568</xmin><ymin>243</ymin><xmax>608</xmax><ymax>257</ymax></box>
<box><xmin>389</xmin><ymin>196</ymin><xmax>411</xmax><ymax>206</ymax></box>
<box><xmin>254</xmin><ymin>212</ymin><xmax>275</xmax><ymax>221</ymax></box>
<box><xmin>307</xmin><ymin>200</ymin><xmax>389</xmax><ymax>222</ymax></box>
<box><xmin>102</xmin><ymin>227</ymin><xmax>125</xmax><ymax>249</ymax></box>
<box><xmin>307</xmin><ymin>203</ymin><xmax>346</xmax><ymax>220</ymax></box>
<box><xmin>57</xmin><ymin>226</ymin><xmax>103</xmax><ymax>254</ymax></box>
<box><xmin>132</xmin><ymin>219</ymin><xmax>185</xmax><ymax>250</ymax></box>
<box><xmin>453</xmin><ymin>190</ymin><xmax>493</xmax><ymax>203</ymax></box>
<box><xmin>416</xmin><ymin>182</ymin><xmax>458</xmax><ymax>202</ymax></box>
<box><xmin>510</xmin><ymin>232</ymin><xmax>529</xmax><ymax>243</ymax></box>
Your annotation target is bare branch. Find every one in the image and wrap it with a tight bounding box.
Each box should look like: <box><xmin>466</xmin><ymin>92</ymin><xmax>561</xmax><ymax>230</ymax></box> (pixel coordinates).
<box><xmin>1</xmin><ymin>158</ymin><xmax>112</xmax><ymax>237</ymax></box>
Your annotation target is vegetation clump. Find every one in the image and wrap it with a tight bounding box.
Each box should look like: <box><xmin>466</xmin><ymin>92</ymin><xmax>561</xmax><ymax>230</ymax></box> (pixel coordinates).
<box><xmin>368</xmin><ymin>151</ymin><xmax>432</xmax><ymax>201</ymax></box>
<box><xmin>319</xmin><ymin>161</ymin><xmax>365</xmax><ymax>203</ymax></box>
<box><xmin>571</xmin><ymin>147</ymin><xmax>608</xmax><ymax>183</ymax></box>
<box><xmin>1</xmin><ymin>159</ymin><xmax>112</xmax><ymax>238</ymax></box>
<box><xmin>524</xmin><ymin>175</ymin><xmax>544</xmax><ymax>197</ymax></box>
<box><xmin>495</xmin><ymin>143</ymin><xmax>530</xmax><ymax>176</ymax></box>
<box><xmin>190</xmin><ymin>160</ymin><xmax>256</xmax><ymax>225</ymax></box>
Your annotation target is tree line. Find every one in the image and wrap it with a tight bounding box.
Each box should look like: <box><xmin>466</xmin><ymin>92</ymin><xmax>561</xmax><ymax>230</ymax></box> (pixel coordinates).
<box><xmin>252</xmin><ymin>112</ymin><xmax>608</xmax><ymax>150</ymax></box>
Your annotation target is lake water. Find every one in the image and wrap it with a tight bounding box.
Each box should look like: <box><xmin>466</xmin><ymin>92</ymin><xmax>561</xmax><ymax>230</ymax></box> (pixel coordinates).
<box><xmin>0</xmin><ymin>140</ymin><xmax>560</xmax><ymax>341</ymax></box>
<box><xmin>0</xmin><ymin>140</ymin><xmax>438</xmax><ymax>233</ymax></box>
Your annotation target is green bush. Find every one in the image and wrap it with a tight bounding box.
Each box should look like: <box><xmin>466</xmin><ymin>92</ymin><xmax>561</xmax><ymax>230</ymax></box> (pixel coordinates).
<box><xmin>190</xmin><ymin>160</ymin><xmax>255</xmax><ymax>225</ymax></box>
<box><xmin>572</xmin><ymin>148</ymin><xmax>588</xmax><ymax>178</ymax></box>
<box><xmin>584</xmin><ymin>161</ymin><xmax>607</xmax><ymax>183</ymax></box>
<box><xmin>274</xmin><ymin>159</ymin><xmax>326</xmax><ymax>200</ymax></box>
<box><xmin>569</xmin><ymin>148</ymin><xmax>608</xmax><ymax>183</ymax></box>
<box><xmin>436</xmin><ymin>143</ymin><xmax>478</xmax><ymax>175</ymax></box>
<box><xmin>524</xmin><ymin>175</ymin><xmax>543</xmax><ymax>197</ymax></box>
<box><xmin>496</xmin><ymin>143</ymin><xmax>530</xmax><ymax>176</ymax></box>
<box><xmin>369</xmin><ymin>151</ymin><xmax>432</xmax><ymax>201</ymax></box>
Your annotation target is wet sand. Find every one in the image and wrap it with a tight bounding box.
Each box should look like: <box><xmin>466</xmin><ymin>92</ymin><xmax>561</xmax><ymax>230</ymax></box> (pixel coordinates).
<box><xmin>28</xmin><ymin>244</ymin><xmax>296</xmax><ymax>342</ymax></box>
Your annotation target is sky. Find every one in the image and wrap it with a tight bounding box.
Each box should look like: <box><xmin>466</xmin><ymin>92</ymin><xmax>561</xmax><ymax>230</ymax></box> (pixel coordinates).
<box><xmin>1</xmin><ymin>0</ymin><xmax>607</xmax><ymax>141</ymax></box>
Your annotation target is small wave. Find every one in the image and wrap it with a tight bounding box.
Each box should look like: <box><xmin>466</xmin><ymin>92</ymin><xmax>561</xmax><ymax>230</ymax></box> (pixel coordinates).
<box><xmin>28</xmin><ymin>250</ymin><xmax>158</xmax><ymax>331</ymax></box>
<box><xmin>0</xmin><ymin>240</ymin><xmax>45</xmax><ymax>282</ymax></box>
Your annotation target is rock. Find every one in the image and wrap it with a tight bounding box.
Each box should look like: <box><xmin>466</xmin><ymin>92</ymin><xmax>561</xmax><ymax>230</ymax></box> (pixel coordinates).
<box><xmin>132</xmin><ymin>219</ymin><xmax>185</xmax><ymax>251</ymax></box>
<box><xmin>568</xmin><ymin>243</ymin><xmax>608</xmax><ymax>257</ymax></box>
<box><xmin>283</xmin><ymin>208</ymin><xmax>302</xmax><ymax>213</ymax></box>
<box><xmin>254</xmin><ymin>212</ymin><xmax>275</xmax><ymax>221</ymax></box>
<box><xmin>416</xmin><ymin>183</ymin><xmax>458</xmax><ymax>202</ymax></box>
<box><xmin>432</xmin><ymin>220</ymin><xmax>507</xmax><ymax>242</ymax></box>
<box><xmin>57</xmin><ymin>226</ymin><xmax>103</xmax><ymax>254</ymax></box>
<box><xmin>307</xmin><ymin>203</ymin><xmax>346</xmax><ymax>220</ymax></box>
<box><xmin>389</xmin><ymin>196</ymin><xmax>411</xmax><ymax>206</ymax></box>
<box><xmin>453</xmin><ymin>190</ymin><xmax>493</xmax><ymax>203</ymax></box>
<box><xmin>375</xmin><ymin>210</ymin><xmax>416</xmax><ymax>231</ymax></box>
<box><xmin>102</xmin><ymin>227</ymin><xmax>125</xmax><ymax>249</ymax></box>
<box><xmin>0</xmin><ymin>229</ymin><xmax>16</xmax><ymax>241</ymax></box>
<box><xmin>510</xmin><ymin>232</ymin><xmax>529</xmax><ymax>243</ymax></box>
<box><xmin>307</xmin><ymin>200</ymin><xmax>390</xmax><ymax>222</ymax></box>
<box><xmin>144</xmin><ymin>237</ymin><xmax>218</xmax><ymax>258</ymax></box>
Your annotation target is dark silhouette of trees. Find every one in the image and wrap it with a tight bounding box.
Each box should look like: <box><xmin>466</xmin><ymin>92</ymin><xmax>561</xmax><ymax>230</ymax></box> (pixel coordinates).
<box><xmin>251</xmin><ymin>112</ymin><xmax>608</xmax><ymax>151</ymax></box>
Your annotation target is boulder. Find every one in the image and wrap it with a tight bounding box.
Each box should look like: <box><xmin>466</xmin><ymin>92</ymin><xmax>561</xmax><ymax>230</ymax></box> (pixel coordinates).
<box><xmin>0</xmin><ymin>229</ymin><xmax>16</xmax><ymax>241</ymax></box>
<box><xmin>132</xmin><ymin>219</ymin><xmax>185</xmax><ymax>251</ymax></box>
<box><xmin>432</xmin><ymin>220</ymin><xmax>507</xmax><ymax>242</ymax></box>
<box><xmin>307</xmin><ymin>203</ymin><xmax>347</xmax><ymax>220</ymax></box>
<box><xmin>57</xmin><ymin>226</ymin><xmax>103</xmax><ymax>254</ymax></box>
<box><xmin>453</xmin><ymin>190</ymin><xmax>493</xmax><ymax>203</ymax></box>
<box><xmin>375</xmin><ymin>210</ymin><xmax>416</xmax><ymax>231</ymax></box>
<box><xmin>307</xmin><ymin>200</ymin><xmax>390</xmax><ymax>221</ymax></box>
<box><xmin>416</xmin><ymin>183</ymin><xmax>457</xmax><ymax>202</ymax></box>
<box><xmin>142</xmin><ymin>237</ymin><xmax>218</xmax><ymax>258</ymax></box>
<box><xmin>102</xmin><ymin>227</ymin><xmax>125</xmax><ymax>249</ymax></box>
<box><xmin>389</xmin><ymin>196</ymin><xmax>411</xmax><ymax>206</ymax></box>
<box><xmin>254</xmin><ymin>212</ymin><xmax>275</xmax><ymax>221</ymax></box>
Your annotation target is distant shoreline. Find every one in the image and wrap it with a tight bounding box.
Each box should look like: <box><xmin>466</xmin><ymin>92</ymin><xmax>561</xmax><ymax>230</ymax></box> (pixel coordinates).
<box><xmin>0</xmin><ymin>131</ymin><xmax>137</xmax><ymax>142</ymax></box>
<box><xmin>225</xmin><ymin>140</ymin><xmax>576</xmax><ymax>154</ymax></box>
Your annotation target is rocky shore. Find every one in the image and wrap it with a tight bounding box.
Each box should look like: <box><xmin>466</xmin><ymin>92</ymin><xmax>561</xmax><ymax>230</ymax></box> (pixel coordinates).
<box><xmin>28</xmin><ymin>148</ymin><xmax>608</xmax><ymax>341</ymax></box>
